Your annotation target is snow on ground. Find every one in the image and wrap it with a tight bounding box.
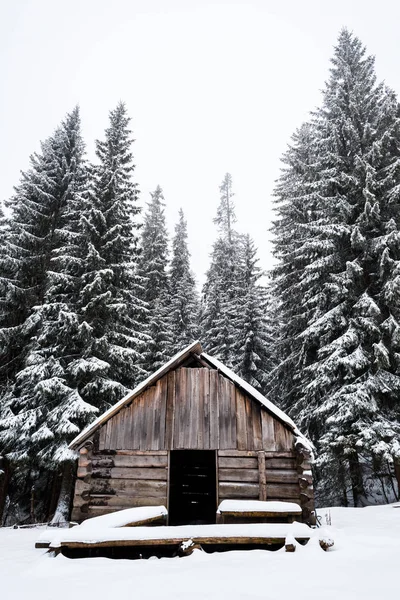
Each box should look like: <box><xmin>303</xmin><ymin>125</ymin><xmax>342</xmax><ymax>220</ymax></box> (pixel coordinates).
<box><xmin>1</xmin><ymin>504</ymin><xmax>399</xmax><ymax>600</ymax></box>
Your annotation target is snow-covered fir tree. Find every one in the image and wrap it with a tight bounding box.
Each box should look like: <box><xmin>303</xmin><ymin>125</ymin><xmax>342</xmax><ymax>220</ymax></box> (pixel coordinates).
<box><xmin>201</xmin><ymin>173</ymin><xmax>241</xmax><ymax>366</ymax></box>
<box><xmin>0</xmin><ymin>108</ymin><xmax>97</xmax><ymax>521</ymax></box>
<box><xmin>137</xmin><ymin>186</ymin><xmax>172</xmax><ymax>373</ymax></box>
<box><xmin>271</xmin><ymin>29</ymin><xmax>400</xmax><ymax>504</ymax></box>
<box><xmin>267</xmin><ymin>123</ymin><xmax>318</xmax><ymax>413</ymax></box>
<box><xmin>79</xmin><ymin>101</ymin><xmax>146</xmax><ymax>409</ymax></box>
<box><xmin>231</xmin><ymin>234</ymin><xmax>273</xmax><ymax>393</ymax></box>
<box><xmin>169</xmin><ymin>209</ymin><xmax>200</xmax><ymax>353</ymax></box>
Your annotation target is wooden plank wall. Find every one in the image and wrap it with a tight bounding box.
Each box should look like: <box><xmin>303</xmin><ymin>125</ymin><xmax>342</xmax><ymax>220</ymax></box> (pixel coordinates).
<box><xmin>217</xmin><ymin>450</ymin><xmax>301</xmax><ymax>505</ymax></box>
<box><xmin>97</xmin><ymin>368</ymin><xmax>295</xmax><ymax>452</ymax></box>
<box><xmin>71</xmin><ymin>449</ymin><xmax>168</xmax><ymax>520</ymax></box>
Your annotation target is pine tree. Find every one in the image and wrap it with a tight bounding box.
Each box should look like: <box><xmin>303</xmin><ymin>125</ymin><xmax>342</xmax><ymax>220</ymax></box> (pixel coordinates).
<box><xmin>201</xmin><ymin>173</ymin><xmax>241</xmax><ymax>366</ymax></box>
<box><xmin>267</xmin><ymin>123</ymin><xmax>318</xmax><ymax>412</ymax></box>
<box><xmin>0</xmin><ymin>108</ymin><xmax>97</xmax><ymax>522</ymax></box>
<box><xmin>271</xmin><ymin>30</ymin><xmax>400</xmax><ymax>504</ymax></box>
<box><xmin>79</xmin><ymin>101</ymin><xmax>146</xmax><ymax>410</ymax></box>
<box><xmin>137</xmin><ymin>186</ymin><xmax>172</xmax><ymax>372</ymax></box>
<box><xmin>231</xmin><ymin>235</ymin><xmax>272</xmax><ymax>393</ymax></box>
<box><xmin>169</xmin><ymin>209</ymin><xmax>199</xmax><ymax>353</ymax></box>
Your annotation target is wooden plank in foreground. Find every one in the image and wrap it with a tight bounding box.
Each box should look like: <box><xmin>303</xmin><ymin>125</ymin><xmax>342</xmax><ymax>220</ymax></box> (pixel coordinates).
<box><xmin>216</xmin><ymin>510</ymin><xmax>301</xmax><ymax>519</ymax></box>
<box><xmin>51</xmin><ymin>534</ymin><xmax>311</xmax><ymax>551</ymax></box>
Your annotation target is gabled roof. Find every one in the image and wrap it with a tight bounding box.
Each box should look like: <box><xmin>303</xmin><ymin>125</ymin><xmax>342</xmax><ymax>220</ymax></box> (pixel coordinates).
<box><xmin>69</xmin><ymin>341</ymin><xmax>309</xmax><ymax>450</ymax></box>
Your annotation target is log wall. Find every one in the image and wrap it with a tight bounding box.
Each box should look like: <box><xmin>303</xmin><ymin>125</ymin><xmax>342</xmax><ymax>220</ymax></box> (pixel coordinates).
<box><xmin>71</xmin><ymin>367</ymin><xmax>315</xmax><ymax>523</ymax></box>
<box><xmin>216</xmin><ymin>450</ymin><xmax>301</xmax><ymax>505</ymax></box>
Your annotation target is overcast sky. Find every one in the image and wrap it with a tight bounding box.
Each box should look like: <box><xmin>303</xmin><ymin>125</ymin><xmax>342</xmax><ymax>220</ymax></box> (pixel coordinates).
<box><xmin>2</xmin><ymin>0</ymin><xmax>400</xmax><ymax>285</ymax></box>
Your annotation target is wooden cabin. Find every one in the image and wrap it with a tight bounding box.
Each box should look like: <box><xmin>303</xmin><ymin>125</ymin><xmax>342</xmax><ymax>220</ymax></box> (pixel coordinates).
<box><xmin>69</xmin><ymin>342</ymin><xmax>315</xmax><ymax>526</ymax></box>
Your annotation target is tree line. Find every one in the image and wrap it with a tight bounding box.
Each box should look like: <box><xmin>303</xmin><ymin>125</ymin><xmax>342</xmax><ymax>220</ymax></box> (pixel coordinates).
<box><xmin>0</xmin><ymin>105</ymin><xmax>270</xmax><ymax>523</ymax></box>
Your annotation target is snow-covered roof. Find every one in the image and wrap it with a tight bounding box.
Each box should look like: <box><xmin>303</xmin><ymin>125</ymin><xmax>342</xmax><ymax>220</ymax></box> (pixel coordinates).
<box><xmin>69</xmin><ymin>341</ymin><xmax>310</xmax><ymax>450</ymax></box>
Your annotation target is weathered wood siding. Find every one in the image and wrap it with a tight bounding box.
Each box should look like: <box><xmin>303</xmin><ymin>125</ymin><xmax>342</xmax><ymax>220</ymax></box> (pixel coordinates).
<box><xmin>97</xmin><ymin>368</ymin><xmax>294</xmax><ymax>452</ymax></box>
<box><xmin>216</xmin><ymin>450</ymin><xmax>301</xmax><ymax>506</ymax></box>
<box><xmin>71</xmin><ymin>367</ymin><xmax>314</xmax><ymax>523</ymax></box>
<box><xmin>72</xmin><ymin>449</ymin><xmax>168</xmax><ymax>520</ymax></box>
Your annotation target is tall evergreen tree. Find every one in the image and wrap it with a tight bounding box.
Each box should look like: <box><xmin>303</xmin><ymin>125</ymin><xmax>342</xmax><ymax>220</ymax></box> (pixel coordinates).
<box><xmin>271</xmin><ymin>30</ymin><xmax>400</xmax><ymax>504</ymax></box>
<box><xmin>169</xmin><ymin>209</ymin><xmax>199</xmax><ymax>353</ymax></box>
<box><xmin>79</xmin><ymin>101</ymin><xmax>146</xmax><ymax>409</ymax></box>
<box><xmin>231</xmin><ymin>235</ymin><xmax>272</xmax><ymax>393</ymax></box>
<box><xmin>201</xmin><ymin>173</ymin><xmax>241</xmax><ymax>366</ymax></box>
<box><xmin>0</xmin><ymin>108</ymin><xmax>96</xmax><ymax>522</ymax></box>
<box><xmin>137</xmin><ymin>186</ymin><xmax>172</xmax><ymax>372</ymax></box>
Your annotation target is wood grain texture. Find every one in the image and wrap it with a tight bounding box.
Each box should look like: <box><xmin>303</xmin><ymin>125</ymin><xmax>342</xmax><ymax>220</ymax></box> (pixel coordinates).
<box><xmin>258</xmin><ymin>451</ymin><xmax>267</xmax><ymax>501</ymax></box>
<box><xmin>209</xmin><ymin>369</ymin><xmax>219</xmax><ymax>449</ymax></box>
<box><xmin>218</xmin><ymin>482</ymin><xmax>259</xmax><ymax>499</ymax></box>
<box><xmin>92</xmin><ymin>368</ymin><xmax>297</xmax><ymax>453</ymax></box>
<box><xmin>218</xmin><ymin>456</ymin><xmax>258</xmax><ymax>470</ymax></box>
<box><xmin>235</xmin><ymin>389</ymin><xmax>247</xmax><ymax>450</ymax></box>
<box><xmin>219</xmin><ymin>468</ymin><xmax>259</xmax><ymax>482</ymax></box>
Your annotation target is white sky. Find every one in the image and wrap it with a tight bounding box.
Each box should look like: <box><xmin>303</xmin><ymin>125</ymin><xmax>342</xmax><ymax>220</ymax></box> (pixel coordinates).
<box><xmin>2</xmin><ymin>0</ymin><xmax>400</xmax><ymax>285</ymax></box>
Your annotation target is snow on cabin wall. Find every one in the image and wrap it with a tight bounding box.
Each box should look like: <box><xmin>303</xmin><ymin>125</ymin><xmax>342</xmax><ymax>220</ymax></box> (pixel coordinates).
<box><xmin>96</xmin><ymin>367</ymin><xmax>295</xmax><ymax>452</ymax></box>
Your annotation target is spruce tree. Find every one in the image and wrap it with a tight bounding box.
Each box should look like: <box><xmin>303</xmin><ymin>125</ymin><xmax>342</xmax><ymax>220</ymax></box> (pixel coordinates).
<box><xmin>271</xmin><ymin>29</ymin><xmax>400</xmax><ymax>504</ymax></box>
<box><xmin>231</xmin><ymin>235</ymin><xmax>272</xmax><ymax>393</ymax></box>
<box><xmin>137</xmin><ymin>186</ymin><xmax>172</xmax><ymax>372</ymax></box>
<box><xmin>201</xmin><ymin>173</ymin><xmax>241</xmax><ymax>366</ymax></box>
<box><xmin>169</xmin><ymin>209</ymin><xmax>199</xmax><ymax>353</ymax></box>
<box><xmin>0</xmin><ymin>108</ymin><xmax>96</xmax><ymax>522</ymax></box>
<box><xmin>79</xmin><ymin>101</ymin><xmax>146</xmax><ymax>409</ymax></box>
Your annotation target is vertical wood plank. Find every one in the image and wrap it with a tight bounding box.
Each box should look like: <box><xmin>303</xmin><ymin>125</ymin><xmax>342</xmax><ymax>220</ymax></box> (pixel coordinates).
<box><xmin>138</xmin><ymin>391</ymin><xmax>146</xmax><ymax>450</ymax></box>
<box><xmin>258</xmin><ymin>451</ymin><xmax>267</xmax><ymax>500</ymax></box>
<box><xmin>109</xmin><ymin>413</ymin><xmax>117</xmax><ymax>450</ymax></box>
<box><xmin>209</xmin><ymin>369</ymin><xmax>219</xmax><ymax>449</ymax></box>
<box><xmin>147</xmin><ymin>389</ymin><xmax>155</xmax><ymax>450</ymax></box>
<box><xmin>252</xmin><ymin>403</ymin><xmax>263</xmax><ymax>451</ymax></box>
<box><xmin>152</xmin><ymin>382</ymin><xmax>161</xmax><ymax>451</ymax></box>
<box><xmin>274</xmin><ymin>420</ymin><xmax>294</xmax><ymax>451</ymax></box>
<box><xmin>182</xmin><ymin>368</ymin><xmax>191</xmax><ymax>448</ymax></box>
<box><xmin>174</xmin><ymin>369</ymin><xmax>182</xmax><ymax>449</ymax></box>
<box><xmin>121</xmin><ymin>404</ymin><xmax>130</xmax><ymax>450</ymax></box>
<box><xmin>228</xmin><ymin>379</ymin><xmax>237</xmax><ymax>449</ymax></box>
<box><xmin>116</xmin><ymin>406</ymin><xmax>125</xmax><ymax>450</ymax></box>
<box><xmin>190</xmin><ymin>368</ymin><xmax>201</xmax><ymax>449</ymax></box>
<box><xmin>197</xmin><ymin>369</ymin><xmax>205</xmax><ymax>449</ymax></box>
<box><xmin>203</xmin><ymin>369</ymin><xmax>210</xmax><ymax>450</ymax></box>
<box><xmin>132</xmin><ymin>398</ymin><xmax>139</xmax><ymax>450</ymax></box>
<box><xmin>159</xmin><ymin>374</ymin><xmax>167</xmax><ymax>450</ymax></box>
<box><xmin>105</xmin><ymin>419</ymin><xmax>112</xmax><ymax>450</ymax></box>
<box><xmin>166</xmin><ymin>371</ymin><xmax>175</xmax><ymax>449</ymax></box>
<box><xmin>177</xmin><ymin>368</ymin><xmax>188</xmax><ymax>449</ymax></box>
<box><xmin>236</xmin><ymin>389</ymin><xmax>247</xmax><ymax>450</ymax></box>
<box><xmin>218</xmin><ymin>374</ymin><xmax>229</xmax><ymax>449</ymax></box>
<box><xmin>261</xmin><ymin>410</ymin><xmax>277</xmax><ymax>451</ymax></box>
<box><xmin>245</xmin><ymin>395</ymin><xmax>254</xmax><ymax>450</ymax></box>
<box><xmin>187</xmin><ymin>369</ymin><xmax>195</xmax><ymax>449</ymax></box>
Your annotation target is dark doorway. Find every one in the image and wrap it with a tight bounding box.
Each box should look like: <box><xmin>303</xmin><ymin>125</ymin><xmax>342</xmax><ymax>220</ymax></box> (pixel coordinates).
<box><xmin>169</xmin><ymin>450</ymin><xmax>217</xmax><ymax>526</ymax></box>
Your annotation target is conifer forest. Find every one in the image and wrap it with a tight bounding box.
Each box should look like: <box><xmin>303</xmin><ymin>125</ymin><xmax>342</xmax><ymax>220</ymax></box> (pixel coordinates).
<box><xmin>1</xmin><ymin>28</ymin><xmax>400</xmax><ymax>525</ymax></box>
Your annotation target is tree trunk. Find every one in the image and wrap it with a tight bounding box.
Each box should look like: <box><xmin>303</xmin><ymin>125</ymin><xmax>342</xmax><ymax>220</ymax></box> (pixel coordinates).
<box><xmin>0</xmin><ymin>456</ymin><xmax>10</xmax><ymax>524</ymax></box>
<box><xmin>338</xmin><ymin>461</ymin><xmax>348</xmax><ymax>507</ymax></box>
<box><xmin>394</xmin><ymin>457</ymin><xmax>400</xmax><ymax>501</ymax></box>
<box><xmin>349</xmin><ymin>453</ymin><xmax>364</xmax><ymax>507</ymax></box>
<box><xmin>51</xmin><ymin>462</ymin><xmax>75</xmax><ymax>524</ymax></box>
